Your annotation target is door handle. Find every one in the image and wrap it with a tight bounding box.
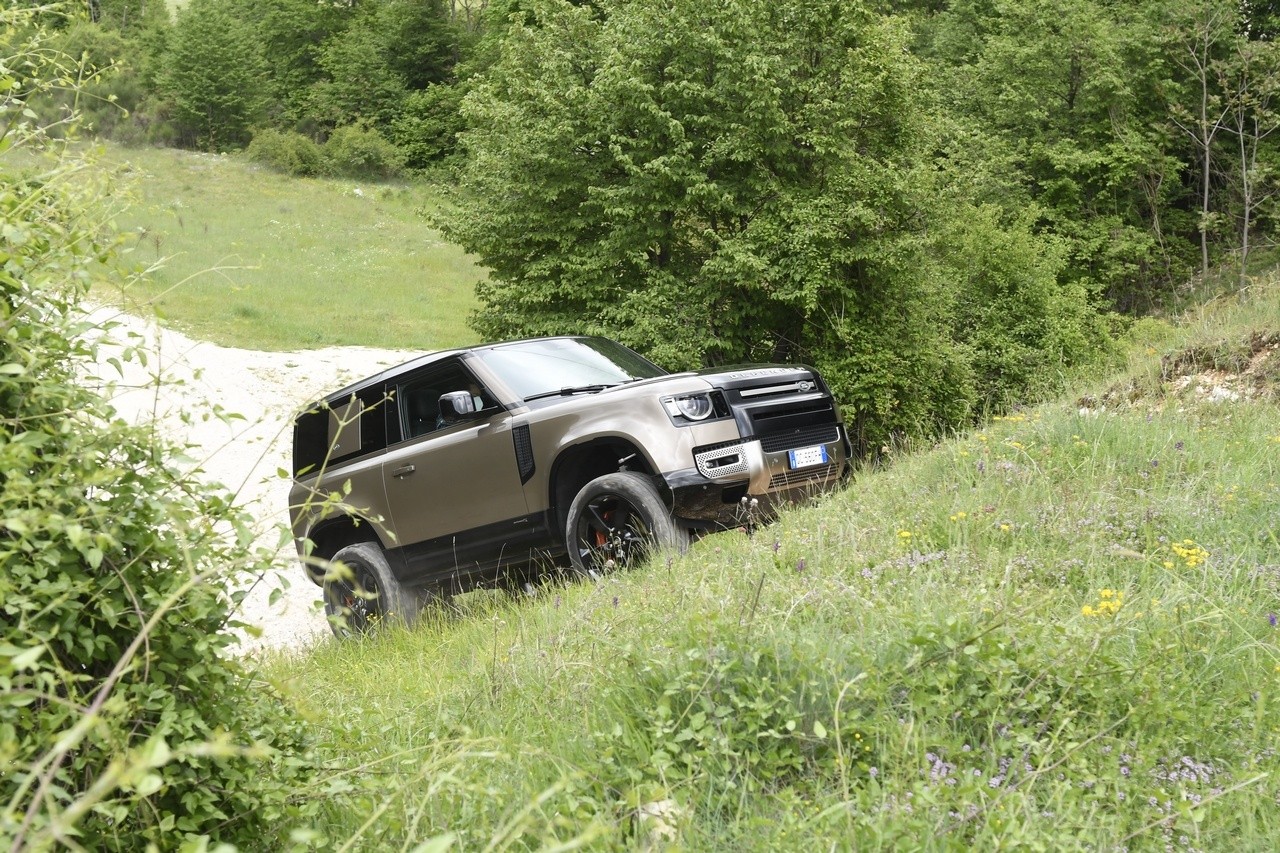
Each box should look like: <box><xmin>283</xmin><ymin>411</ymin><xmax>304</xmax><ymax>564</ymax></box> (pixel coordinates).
<box><xmin>391</xmin><ymin>464</ymin><xmax>416</xmax><ymax>478</ymax></box>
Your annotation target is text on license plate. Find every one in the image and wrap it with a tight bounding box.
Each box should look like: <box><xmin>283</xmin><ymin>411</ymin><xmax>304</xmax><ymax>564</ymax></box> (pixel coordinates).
<box><xmin>787</xmin><ymin>444</ymin><xmax>829</xmax><ymax>470</ymax></box>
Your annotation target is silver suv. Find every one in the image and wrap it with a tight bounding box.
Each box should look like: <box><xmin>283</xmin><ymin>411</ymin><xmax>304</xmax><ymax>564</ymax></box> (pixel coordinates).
<box><xmin>289</xmin><ymin>336</ymin><xmax>848</xmax><ymax>634</ymax></box>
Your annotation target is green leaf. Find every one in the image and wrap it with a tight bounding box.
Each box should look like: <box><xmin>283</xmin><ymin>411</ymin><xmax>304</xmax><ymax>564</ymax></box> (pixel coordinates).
<box><xmin>11</xmin><ymin>645</ymin><xmax>45</xmax><ymax>670</ymax></box>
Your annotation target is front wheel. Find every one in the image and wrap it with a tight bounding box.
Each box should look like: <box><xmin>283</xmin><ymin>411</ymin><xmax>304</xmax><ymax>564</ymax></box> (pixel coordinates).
<box><xmin>323</xmin><ymin>542</ymin><xmax>421</xmax><ymax>637</ymax></box>
<box><xmin>566</xmin><ymin>472</ymin><xmax>689</xmax><ymax>577</ymax></box>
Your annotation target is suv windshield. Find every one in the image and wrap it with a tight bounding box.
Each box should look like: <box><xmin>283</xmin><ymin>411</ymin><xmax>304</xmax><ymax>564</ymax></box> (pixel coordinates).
<box><xmin>475</xmin><ymin>337</ymin><xmax>666</xmax><ymax>401</ymax></box>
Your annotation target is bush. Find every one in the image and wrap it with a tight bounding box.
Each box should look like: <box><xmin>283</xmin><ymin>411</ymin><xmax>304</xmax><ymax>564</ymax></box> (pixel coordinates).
<box><xmin>323</xmin><ymin>124</ymin><xmax>406</xmax><ymax>180</ymax></box>
<box><xmin>1</xmin><ymin>13</ymin><xmax>316</xmax><ymax>848</ymax></box>
<box><xmin>247</xmin><ymin>127</ymin><xmax>326</xmax><ymax>176</ymax></box>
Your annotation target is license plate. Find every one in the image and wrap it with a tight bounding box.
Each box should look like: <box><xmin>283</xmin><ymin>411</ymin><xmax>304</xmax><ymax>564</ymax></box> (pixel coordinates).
<box><xmin>787</xmin><ymin>444</ymin><xmax>829</xmax><ymax>470</ymax></box>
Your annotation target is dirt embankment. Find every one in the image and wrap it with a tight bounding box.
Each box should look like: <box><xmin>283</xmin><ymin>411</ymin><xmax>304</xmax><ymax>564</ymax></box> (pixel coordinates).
<box><xmin>85</xmin><ymin>306</ymin><xmax>415</xmax><ymax>654</ymax></box>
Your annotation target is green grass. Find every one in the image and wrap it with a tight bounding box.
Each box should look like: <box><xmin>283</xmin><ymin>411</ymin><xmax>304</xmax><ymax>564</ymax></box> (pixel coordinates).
<box><xmin>99</xmin><ymin>145</ymin><xmax>484</xmax><ymax>351</ymax></box>
<box><xmin>260</xmin><ymin>278</ymin><xmax>1280</xmax><ymax>848</ymax></box>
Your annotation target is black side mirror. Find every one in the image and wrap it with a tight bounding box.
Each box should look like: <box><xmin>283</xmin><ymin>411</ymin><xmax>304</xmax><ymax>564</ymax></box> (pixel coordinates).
<box><xmin>439</xmin><ymin>390</ymin><xmax>477</xmax><ymax>422</ymax></box>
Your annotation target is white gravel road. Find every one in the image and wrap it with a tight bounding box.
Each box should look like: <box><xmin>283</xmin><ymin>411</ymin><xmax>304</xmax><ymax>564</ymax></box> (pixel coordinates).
<box><xmin>84</xmin><ymin>306</ymin><xmax>416</xmax><ymax>654</ymax></box>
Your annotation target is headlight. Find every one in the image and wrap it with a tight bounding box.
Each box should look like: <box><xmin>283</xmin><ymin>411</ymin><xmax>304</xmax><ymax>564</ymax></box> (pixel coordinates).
<box><xmin>664</xmin><ymin>393</ymin><xmax>715</xmax><ymax>421</ymax></box>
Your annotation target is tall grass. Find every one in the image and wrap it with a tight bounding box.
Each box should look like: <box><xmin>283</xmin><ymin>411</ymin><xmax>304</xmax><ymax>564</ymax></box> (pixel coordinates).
<box><xmin>101</xmin><ymin>145</ymin><xmax>483</xmax><ymax>351</ymax></box>
<box><xmin>263</xmin><ymin>279</ymin><xmax>1280</xmax><ymax>848</ymax></box>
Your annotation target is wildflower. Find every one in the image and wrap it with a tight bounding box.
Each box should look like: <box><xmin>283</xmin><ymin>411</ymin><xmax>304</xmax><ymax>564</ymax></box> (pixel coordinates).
<box><xmin>1171</xmin><ymin>540</ymin><xmax>1209</xmax><ymax>568</ymax></box>
<box><xmin>1000</xmin><ymin>523</ymin><xmax>1011</xmax><ymax>532</ymax></box>
<box><xmin>1270</xmin><ymin>613</ymin><xmax>1278</xmax><ymax>628</ymax></box>
<box><xmin>1082</xmin><ymin>589</ymin><xmax>1123</xmax><ymax>617</ymax></box>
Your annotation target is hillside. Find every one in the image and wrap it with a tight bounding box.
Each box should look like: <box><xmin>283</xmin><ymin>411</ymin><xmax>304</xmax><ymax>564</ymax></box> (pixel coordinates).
<box><xmin>259</xmin><ymin>279</ymin><xmax>1280</xmax><ymax>849</ymax></box>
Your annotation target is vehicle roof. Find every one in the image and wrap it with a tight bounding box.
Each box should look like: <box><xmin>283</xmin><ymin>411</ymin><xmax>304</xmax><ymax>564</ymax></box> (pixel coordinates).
<box><xmin>309</xmin><ymin>335</ymin><xmax>616</xmax><ymax>407</ymax></box>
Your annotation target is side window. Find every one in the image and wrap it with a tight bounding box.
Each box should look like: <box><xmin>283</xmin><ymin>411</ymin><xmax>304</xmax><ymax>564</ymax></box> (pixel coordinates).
<box><xmin>325</xmin><ymin>385</ymin><xmax>392</xmax><ymax>465</ymax></box>
<box><xmin>397</xmin><ymin>363</ymin><xmax>497</xmax><ymax>441</ymax></box>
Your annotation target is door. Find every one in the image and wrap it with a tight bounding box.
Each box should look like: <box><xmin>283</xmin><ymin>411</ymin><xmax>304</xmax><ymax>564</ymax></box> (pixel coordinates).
<box><xmin>381</xmin><ymin>360</ymin><xmax>532</xmax><ymax>581</ymax></box>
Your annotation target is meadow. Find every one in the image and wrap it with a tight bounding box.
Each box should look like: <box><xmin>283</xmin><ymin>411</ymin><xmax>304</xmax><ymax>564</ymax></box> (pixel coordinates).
<box><xmin>102</xmin><ymin>145</ymin><xmax>483</xmax><ymax>352</ymax></box>
<box><xmin>260</xmin><ymin>300</ymin><xmax>1278</xmax><ymax>845</ymax></box>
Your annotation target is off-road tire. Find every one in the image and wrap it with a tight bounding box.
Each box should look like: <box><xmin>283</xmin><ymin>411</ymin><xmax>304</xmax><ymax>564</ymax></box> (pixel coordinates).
<box><xmin>323</xmin><ymin>542</ymin><xmax>421</xmax><ymax>637</ymax></box>
<box><xmin>566</xmin><ymin>472</ymin><xmax>689</xmax><ymax>577</ymax></box>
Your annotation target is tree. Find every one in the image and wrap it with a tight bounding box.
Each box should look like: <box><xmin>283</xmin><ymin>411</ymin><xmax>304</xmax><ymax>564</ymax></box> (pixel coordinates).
<box><xmin>447</xmin><ymin>0</ymin><xmax>1105</xmax><ymax>446</ymax></box>
<box><xmin>452</xmin><ymin>0</ymin><xmax>933</xmax><ymax>371</ymax></box>
<box><xmin>308</xmin><ymin>0</ymin><xmax>458</xmax><ymax>131</ymax></box>
<box><xmin>923</xmin><ymin>0</ymin><xmax>1195</xmax><ymax>309</ymax></box>
<box><xmin>1219</xmin><ymin>37</ymin><xmax>1280</xmax><ymax>279</ymax></box>
<box><xmin>159</xmin><ymin>0</ymin><xmax>268</xmax><ymax>149</ymax></box>
<box><xmin>1169</xmin><ymin>0</ymin><xmax>1239</xmax><ymax>280</ymax></box>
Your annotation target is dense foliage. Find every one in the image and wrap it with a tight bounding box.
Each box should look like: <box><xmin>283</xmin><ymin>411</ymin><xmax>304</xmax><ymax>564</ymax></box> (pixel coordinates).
<box><xmin>0</xmin><ymin>14</ymin><xmax>314</xmax><ymax>848</ymax></box>
<box><xmin>445</xmin><ymin>0</ymin><xmax>1109</xmax><ymax>447</ymax></box>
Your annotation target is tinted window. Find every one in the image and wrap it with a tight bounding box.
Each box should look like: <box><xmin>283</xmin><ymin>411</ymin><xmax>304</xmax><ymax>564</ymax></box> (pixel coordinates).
<box><xmin>474</xmin><ymin>338</ymin><xmax>665</xmax><ymax>401</ymax></box>
<box><xmin>396</xmin><ymin>362</ymin><xmax>498</xmax><ymax>441</ymax></box>
<box><xmin>292</xmin><ymin>384</ymin><xmax>391</xmax><ymax>475</ymax></box>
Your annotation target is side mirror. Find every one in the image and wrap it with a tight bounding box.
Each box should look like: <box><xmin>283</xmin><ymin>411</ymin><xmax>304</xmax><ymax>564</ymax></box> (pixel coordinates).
<box><xmin>438</xmin><ymin>390</ymin><xmax>477</xmax><ymax>422</ymax></box>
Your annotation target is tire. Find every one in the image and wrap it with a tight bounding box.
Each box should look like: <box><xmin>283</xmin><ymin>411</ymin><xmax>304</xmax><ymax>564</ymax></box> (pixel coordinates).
<box><xmin>323</xmin><ymin>542</ymin><xmax>421</xmax><ymax>637</ymax></box>
<box><xmin>566</xmin><ymin>472</ymin><xmax>690</xmax><ymax>577</ymax></box>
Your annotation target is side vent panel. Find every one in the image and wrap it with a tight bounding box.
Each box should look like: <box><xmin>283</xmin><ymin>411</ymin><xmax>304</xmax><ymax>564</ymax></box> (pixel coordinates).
<box><xmin>513</xmin><ymin>424</ymin><xmax>536</xmax><ymax>484</ymax></box>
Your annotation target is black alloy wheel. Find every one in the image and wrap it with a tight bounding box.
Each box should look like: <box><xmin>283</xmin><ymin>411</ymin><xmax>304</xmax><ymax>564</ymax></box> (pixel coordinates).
<box><xmin>566</xmin><ymin>472</ymin><xmax>689</xmax><ymax>577</ymax></box>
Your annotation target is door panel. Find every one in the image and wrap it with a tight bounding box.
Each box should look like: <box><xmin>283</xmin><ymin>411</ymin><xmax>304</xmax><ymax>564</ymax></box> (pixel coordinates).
<box><xmin>380</xmin><ymin>359</ymin><xmax>531</xmax><ymax>581</ymax></box>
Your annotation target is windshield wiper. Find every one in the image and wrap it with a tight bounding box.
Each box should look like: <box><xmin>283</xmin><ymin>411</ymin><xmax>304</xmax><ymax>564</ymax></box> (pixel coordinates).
<box><xmin>523</xmin><ymin>383</ymin><xmax>619</xmax><ymax>402</ymax></box>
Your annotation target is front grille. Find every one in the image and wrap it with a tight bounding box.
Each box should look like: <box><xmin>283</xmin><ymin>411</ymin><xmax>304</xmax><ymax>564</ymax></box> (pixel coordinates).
<box><xmin>770</xmin><ymin>464</ymin><xmax>840</xmax><ymax>490</ymax></box>
<box><xmin>760</xmin><ymin>424</ymin><xmax>840</xmax><ymax>454</ymax></box>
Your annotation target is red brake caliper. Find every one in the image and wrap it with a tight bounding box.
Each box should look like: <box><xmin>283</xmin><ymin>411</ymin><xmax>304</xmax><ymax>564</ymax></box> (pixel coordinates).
<box><xmin>594</xmin><ymin>509</ymin><xmax>614</xmax><ymax>547</ymax></box>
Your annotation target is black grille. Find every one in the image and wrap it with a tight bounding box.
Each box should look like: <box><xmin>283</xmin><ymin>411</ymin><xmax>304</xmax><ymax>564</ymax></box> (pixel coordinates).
<box><xmin>760</xmin><ymin>424</ymin><xmax>840</xmax><ymax>454</ymax></box>
<box><xmin>513</xmin><ymin>424</ymin><xmax>535</xmax><ymax>483</ymax></box>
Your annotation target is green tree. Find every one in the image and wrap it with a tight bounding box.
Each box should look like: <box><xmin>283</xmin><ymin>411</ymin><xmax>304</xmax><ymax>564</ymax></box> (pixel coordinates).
<box><xmin>159</xmin><ymin>0</ymin><xmax>268</xmax><ymax>149</ymax></box>
<box><xmin>235</xmin><ymin>0</ymin><xmax>349</xmax><ymax>127</ymax></box>
<box><xmin>452</xmin><ymin>0</ymin><xmax>932</xmax><ymax>369</ymax></box>
<box><xmin>308</xmin><ymin>0</ymin><xmax>457</xmax><ymax>131</ymax></box>
<box><xmin>448</xmin><ymin>0</ymin><xmax>1106</xmax><ymax>446</ymax></box>
<box><xmin>924</xmin><ymin>0</ymin><xmax>1194</xmax><ymax>309</ymax></box>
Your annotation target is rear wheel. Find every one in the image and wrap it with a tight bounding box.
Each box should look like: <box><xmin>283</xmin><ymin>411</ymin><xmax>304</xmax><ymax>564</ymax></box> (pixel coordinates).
<box><xmin>323</xmin><ymin>542</ymin><xmax>421</xmax><ymax>637</ymax></box>
<box><xmin>566</xmin><ymin>472</ymin><xmax>689</xmax><ymax>577</ymax></box>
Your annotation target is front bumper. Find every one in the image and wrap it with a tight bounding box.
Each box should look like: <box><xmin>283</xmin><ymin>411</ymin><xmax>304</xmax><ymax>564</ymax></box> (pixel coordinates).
<box><xmin>664</xmin><ymin>426</ymin><xmax>846</xmax><ymax>524</ymax></box>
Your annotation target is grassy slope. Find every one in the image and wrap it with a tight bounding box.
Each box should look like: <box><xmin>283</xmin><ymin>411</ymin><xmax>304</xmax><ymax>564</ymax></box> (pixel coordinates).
<box><xmin>262</xmin><ymin>281</ymin><xmax>1280</xmax><ymax>849</ymax></box>
<box><xmin>101</xmin><ymin>145</ymin><xmax>483</xmax><ymax>351</ymax></box>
